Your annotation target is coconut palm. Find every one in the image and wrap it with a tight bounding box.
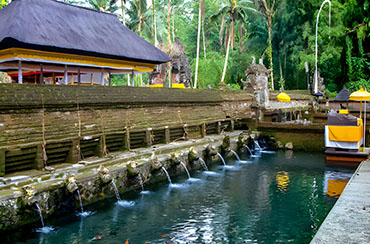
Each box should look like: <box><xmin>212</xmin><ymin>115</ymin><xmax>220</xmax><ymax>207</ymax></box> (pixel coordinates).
<box><xmin>254</xmin><ymin>0</ymin><xmax>276</xmax><ymax>90</ymax></box>
<box><xmin>194</xmin><ymin>0</ymin><xmax>204</xmax><ymax>89</ymax></box>
<box><xmin>86</xmin><ymin>0</ymin><xmax>118</xmax><ymax>13</ymax></box>
<box><xmin>211</xmin><ymin>0</ymin><xmax>255</xmax><ymax>85</ymax></box>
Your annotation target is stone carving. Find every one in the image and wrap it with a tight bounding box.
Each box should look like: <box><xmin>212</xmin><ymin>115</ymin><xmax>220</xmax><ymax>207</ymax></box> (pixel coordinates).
<box><xmin>149</xmin><ymin>38</ymin><xmax>192</xmax><ymax>87</ymax></box>
<box><xmin>97</xmin><ymin>165</ymin><xmax>112</xmax><ymax>184</ymax></box>
<box><xmin>242</xmin><ymin>57</ymin><xmax>270</xmax><ymax>108</ymax></box>
<box><xmin>311</xmin><ymin>71</ymin><xmax>325</xmax><ymax>95</ymax></box>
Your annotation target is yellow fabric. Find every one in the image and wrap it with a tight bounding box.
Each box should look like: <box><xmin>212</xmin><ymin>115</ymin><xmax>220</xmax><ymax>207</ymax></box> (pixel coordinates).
<box><xmin>339</xmin><ymin>109</ymin><xmax>349</xmax><ymax>114</ymax></box>
<box><xmin>277</xmin><ymin>92</ymin><xmax>291</xmax><ymax>102</ymax></box>
<box><xmin>150</xmin><ymin>84</ymin><xmax>164</xmax><ymax>88</ymax></box>
<box><xmin>328</xmin><ymin>120</ymin><xmax>363</xmax><ymax>142</ymax></box>
<box><xmin>0</xmin><ymin>48</ymin><xmax>155</xmax><ymax>71</ymax></box>
<box><xmin>172</xmin><ymin>83</ymin><xmax>186</xmax><ymax>89</ymax></box>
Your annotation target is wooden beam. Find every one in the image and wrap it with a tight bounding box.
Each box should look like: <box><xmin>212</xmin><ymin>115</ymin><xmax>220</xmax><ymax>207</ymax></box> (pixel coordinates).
<box><xmin>64</xmin><ymin>65</ymin><xmax>68</xmax><ymax>85</ymax></box>
<box><xmin>40</xmin><ymin>64</ymin><xmax>44</xmax><ymax>84</ymax></box>
<box><xmin>18</xmin><ymin>60</ymin><xmax>23</xmax><ymax>84</ymax></box>
<box><xmin>77</xmin><ymin>68</ymin><xmax>81</xmax><ymax>86</ymax></box>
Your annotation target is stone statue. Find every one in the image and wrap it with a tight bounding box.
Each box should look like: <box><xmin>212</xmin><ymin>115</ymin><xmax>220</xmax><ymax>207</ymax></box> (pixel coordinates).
<box><xmin>311</xmin><ymin>71</ymin><xmax>325</xmax><ymax>95</ymax></box>
<box><xmin>149</xmin><ymin>38</ymin><xmax>192</xmax><ymax>87</ymax></box>
<box><xmin>241</xmin><ymin>57</ymin><xmax>270</xmax><ymax>108</ymax></box>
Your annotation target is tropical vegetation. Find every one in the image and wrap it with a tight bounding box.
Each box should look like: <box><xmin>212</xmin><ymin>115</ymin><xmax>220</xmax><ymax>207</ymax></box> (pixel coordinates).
<box><xmin>1</xmin><ymin>0</ymin><xmax>369</xmax><ymax>92</ymax></box>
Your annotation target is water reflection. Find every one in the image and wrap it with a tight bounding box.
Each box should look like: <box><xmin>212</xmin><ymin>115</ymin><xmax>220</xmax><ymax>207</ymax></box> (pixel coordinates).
<box><xmin>324</xmin><ymin>167</ymin><xmax>353</xmax><ymax>198</ymax></box>
<box><xmin>276</xmin><ymin>171</ymin><xmax>290</xmax><ymax>192</ymax></box>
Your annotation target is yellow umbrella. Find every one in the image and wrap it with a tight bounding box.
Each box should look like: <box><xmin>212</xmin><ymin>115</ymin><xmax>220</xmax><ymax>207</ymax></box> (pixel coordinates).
<box><xmin>349</xmin><ymin>87</ymin><xmax>370</xmax><ymax>152</ymax></box>
<box><xmin>277</xmin><ymin>92</ymin><xmax>291</xmax><ymax>102</ymax></box>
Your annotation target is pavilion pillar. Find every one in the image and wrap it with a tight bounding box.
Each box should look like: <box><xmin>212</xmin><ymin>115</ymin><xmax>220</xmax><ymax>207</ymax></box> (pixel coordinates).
<box><xmin>77</xmin><ymin>68</ymin><xmax>81</xmax><ymax>86</ymax></box>
<box><xmin>64</xmin><ymin>65</ymin><xmax>68</xmax><ymax>85</ymax></box>
<box><xmin>127</xmin><ymin>74</ymin><xmax>130</xmax><ymax>86</ymax></box>
<box><xmin>101</xmin><ymin>70</ymin><xmax>105</xmax><ymax>86</ymax></box>
<box><xmin>40</xmin><ymin>64</ymin><xmax>44</xmax><ymax>84</ymax></box>
<box><xmin>108</xmin><ymin>72</ymin><xmax>111</xmax><ymax>86</ymax></box>
<box><xmin>17</xmin><ymin>60</ymin><xmax>23</xmax><ymax>84</ymax></box>
<box><xmin>131</xmin><ymin>70</ymin><xmax>134</xmax><ymax>86</ymax></box>
<box><xmin>90</xmin><ymin>73</ymin><xmax>93</xmax><ymax>85</ymax></box>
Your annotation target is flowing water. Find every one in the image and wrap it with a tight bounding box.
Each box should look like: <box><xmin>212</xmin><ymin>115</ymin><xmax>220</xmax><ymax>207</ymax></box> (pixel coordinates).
<box><xmin>4</xmin><ymin>151</ymin><xmax>354</xmax><ymax>244</ymax></box>
<box><xmin>111</xmin><ymin>179</ymin><xmax>121</xmax><ymax>201</ymax></box>
<box><xmin>254</xmin><ymin>140</ymin><xmax>262</xmax><ymax>151</ymax></box>
<box><xmin>35</xmin><ymin>202</ymin><xmax>44</xmax><ymax>228</ymax></box>
<box><xmin>161</xmin><ymin>166</ymin><xmax>172</xmax><ymax>184</ymax></box>
<box><xmin>76</xmin><ymin>189</ymin><xmax>84</xmax><ymax>213</ymax></box>
<box><xmin>138</xmin><ymin>174</ymin><xmax>145</xmax><ymax>192</ymax></box>
<box><xmin>245</xmin><ymin>145</ymin><xmax>253</xmax><ymax>155</ymax></box>
<box><xmin>216</xmin><ymin>152</ymin><xmax>226</xmax><ymax>166</ymax></box>
<box><xmin>199</xmin><ymin>158</ymin><xmax>209</xmax><ymax>171</ymax></box>
<box><xmin>230</xmin><ymin>149</ymin><xmax>241</xmax><ymax>161</ymax></box>
<box><xmin>180</xmin><ymin>162</ymin><xmax>191</xmax><ymax>179</ymax></box>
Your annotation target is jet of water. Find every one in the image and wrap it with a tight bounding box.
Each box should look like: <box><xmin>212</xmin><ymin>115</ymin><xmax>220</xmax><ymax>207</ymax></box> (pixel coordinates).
<box><xmin>245</xmin><ymin>145</ymin><xmax>253</xmax><ymax>155</ymax></box>
<box><xmin>161</xmin><ymin>167</ymin><xmax>172</xmax><ymax>184</ymax></box>
<box><xmin>111</xmin><ymin>179</ymin><xmax>121</xmax><ymax>201</ymax></box>
<box><xmin>138</xmin><ymin>174</ymin><xmax>145</xmax><ymax>191</ymax></box>
<box><xmin>76</xmin><ymin>189</ymin><xmax>84</xmax><ymax>213</ymax></box>
<box><xmin>254</xmin><ymin>141</ymin><xmax>262</xmax><ymax>151</ymax></box>
<box><xmin>180</xmin><ymin>162</ymin><xmax>191</xmax><ymax>179</ymax></box>
<box><xmin>230</xmin><ymin>150</ymin><xmax>240</xmax><ymax>161</ymax></box>
<box><xmin>35</xmin><ymin>202</ymin><xmax>45</xmax><ymax>228</ymax></box>
<box><xmin>216</xmin><ymin>152</ymin><xmax>227</xmax><ymax>166</ymax></box>
<box><xmin>199</xmin><ymin>158</ymin><xmax>209</xmax><ymax>171</ymax></box>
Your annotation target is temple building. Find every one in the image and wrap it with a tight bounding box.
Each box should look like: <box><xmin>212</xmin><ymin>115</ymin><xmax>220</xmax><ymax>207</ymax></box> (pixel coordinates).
<box><xmin>0</xmin><ymin>0</ymin><xmax>170</xmax><ymax>85</ymax></box>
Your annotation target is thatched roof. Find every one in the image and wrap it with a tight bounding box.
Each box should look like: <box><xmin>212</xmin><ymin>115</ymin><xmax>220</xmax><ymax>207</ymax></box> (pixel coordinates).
<box><xmin>0</xmin><ymin>0</ymin><xmax>170</xmax><ymax>65</ymax></box>
<box><xmin>334</xmin><ymin>88</ymin><xmax>350</xmax><ymax>102</ymax></box>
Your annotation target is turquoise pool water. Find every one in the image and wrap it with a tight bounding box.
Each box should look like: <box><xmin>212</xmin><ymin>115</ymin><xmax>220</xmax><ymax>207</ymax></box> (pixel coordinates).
<box><xmin>5</xmin><ymin>151</ymin><xmax>353</xmax><ymax>244</ymax></box>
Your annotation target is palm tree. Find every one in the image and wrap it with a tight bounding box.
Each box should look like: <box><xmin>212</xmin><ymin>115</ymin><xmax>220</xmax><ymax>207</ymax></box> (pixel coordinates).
<box><xmin>86</xmin><ymin>0</ymin><xmax>118</xmax><ymax>13</ymax></box>
<box><xmin>152</xmin><ymin>0</ymin><xmax>158</xmax><ymax>46</ymax></box>
<box><xmin>121</xmin><ymin>0</ymin><xmax>127</xmax><ymax>25</ymax></box>
<box><xmin>211</xmin><ymin>0</ymin><xmax>255</xmax><ymax>85</ymax></box>
<box><xmin>167</xmin><ymin>0</ymin><xmax>171</xmax><ymax>45</ymax></box>
<box><xmin>254</xmin><ymin>0</ymin><xmax>276</xmax><ymax>90</ymax></box>
<box><xmin>194</xmin><ymin>0</ymin><xmax>204</xmax><ymax>89</ymax></box>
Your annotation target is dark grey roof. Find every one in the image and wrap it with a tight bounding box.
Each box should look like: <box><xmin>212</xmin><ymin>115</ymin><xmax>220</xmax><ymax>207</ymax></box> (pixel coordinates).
<box><xmin>334</xmin><ymin>88</ymin><xmax>350</xmax><ymax>102</ymax></box>
<box><xmin>0</xmin><ymin>0</ymin><xmax>170</xmax><ymax>64</ymax></box>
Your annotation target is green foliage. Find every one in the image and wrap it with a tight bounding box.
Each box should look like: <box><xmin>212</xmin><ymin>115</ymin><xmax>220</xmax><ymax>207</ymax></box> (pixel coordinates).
<box><xmin>346</xmin><ymin>78</ymin><xmax>370</xmax><ymax>92</ymax></box>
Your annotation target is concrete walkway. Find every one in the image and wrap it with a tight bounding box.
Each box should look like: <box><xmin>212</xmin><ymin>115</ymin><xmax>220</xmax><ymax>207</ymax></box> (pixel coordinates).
<box><xmin>311</xmin><ymin>161</ymin><xmax>370</xmax><ymax>244</ymax></box>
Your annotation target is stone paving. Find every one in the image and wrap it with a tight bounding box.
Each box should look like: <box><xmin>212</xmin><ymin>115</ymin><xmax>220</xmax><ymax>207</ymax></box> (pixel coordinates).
<box><xmin>311</xmin><ymin>161</ymin><xmax>370</xmax><ymax>244</ymax></box>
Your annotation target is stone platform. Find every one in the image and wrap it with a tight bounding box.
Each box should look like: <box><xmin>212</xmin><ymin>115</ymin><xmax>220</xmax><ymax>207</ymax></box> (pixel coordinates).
<box><xmin>311</xmin><ymin>160</ymin><xmax>370</xmax><ymax>244</ymax></box>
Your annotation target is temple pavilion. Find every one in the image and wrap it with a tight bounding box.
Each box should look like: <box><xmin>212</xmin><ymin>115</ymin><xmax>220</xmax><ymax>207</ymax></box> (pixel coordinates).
<box><xmin>0</xmin><ymin>0</ymin><xmax>170</xmax><ymax>85</ymax></box>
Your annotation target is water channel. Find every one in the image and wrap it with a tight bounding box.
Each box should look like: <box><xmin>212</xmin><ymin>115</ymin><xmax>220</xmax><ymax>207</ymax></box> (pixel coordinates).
<box><xmin>4</xmin><ymin>151</ymin><xmax>354</xmax><ymax>243</ymax></box>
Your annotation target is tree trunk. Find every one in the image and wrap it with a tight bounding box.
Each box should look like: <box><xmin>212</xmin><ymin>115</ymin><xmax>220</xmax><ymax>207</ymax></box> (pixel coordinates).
<box><xmin>138</xmin><ymin>0</ymin><xmax>142</xmax><ymax>34</ymax></box>
<box><xmin>167</xmin><ymin>0</ymin><xmax>171</xmax><ymax>44</ymax></box>
<box><xmin>221</xmin><ymin>24</ymin><xmax>232</xmax><ymax>84</ymax></box>
<box><xmin>152</xmin><ymin>0</ymin><xmax>158</xmax><ymax>46</ymax></box>
<box><xmin>267</xmin><ymin>17</ymin><xmax>274</xmax><ymax>90</ymax></box>
<box><xmin>202</xmin><ymin>18</ymin><xmax>206</xmax><ymax>59</ymax></box>
<box><xmin>172</xmin><ymin>9</ymin><xmax>175</xmax><ymax>43</ymax></box>
<box><xmin>194</xmin><ymin>0</ymin><xmax>202</xmax><ymax>89</ymax></box>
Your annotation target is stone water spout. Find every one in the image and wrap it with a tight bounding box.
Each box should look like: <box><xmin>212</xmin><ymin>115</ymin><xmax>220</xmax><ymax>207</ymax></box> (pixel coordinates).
<box><xmin>22</xmin><ymin>185</ymin><xmax>37</xmax><ymax>203</ymax></box>
<box><xmin>314</xmin><ymin>0</ymin><xmax>331</xmax><ymax>94</ymax></box>
<box><xmin>188</xmin><ymin>147</ymin><xmax>199</xmax><ymax>162</ymax></box>
<box><xmin>170</xmin><ymin>152</ymin><xmax>181</xmax><ymax>166</ymax></box>
<box><xmin>205</xmin><ymin>145</ymin><xmax>218</xmax><ymax>157</ymax></box>
<box><xmin>97</xmin><ymin>165</ymin><xmax>112</xmax><ymax>184</ymax></box>
<box><xmin>127</xmin><ymin>161</ymin><xmax>140</xmax><ymax>177</ymax></box>
<box><xmin>66</xmin><ymin>174</ymin><xmax>78</xmax><ymax>193</ymax></box>
<box><xmin>149</xmin><ymin>152</ymin><xmax>161</xmax><ymax>171</ymax></box>
<box><xmin>221</xmin><ymin>135</ymin><xmax>231</xmax><ymax>154</ymax></box>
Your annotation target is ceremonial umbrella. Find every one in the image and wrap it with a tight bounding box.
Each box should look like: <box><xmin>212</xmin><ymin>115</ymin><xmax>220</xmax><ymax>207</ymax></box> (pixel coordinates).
<box><xmin>349</xmin><ymin>87</ymin><xmax>370</xmax><ymax>152</ymax></box>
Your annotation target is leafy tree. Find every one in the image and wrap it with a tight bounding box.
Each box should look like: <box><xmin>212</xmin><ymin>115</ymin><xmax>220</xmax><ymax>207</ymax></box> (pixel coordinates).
<box><xmin>86</xmin><ymin>0</ymin><xmax>118</xmax><ymax>12</ymax></box>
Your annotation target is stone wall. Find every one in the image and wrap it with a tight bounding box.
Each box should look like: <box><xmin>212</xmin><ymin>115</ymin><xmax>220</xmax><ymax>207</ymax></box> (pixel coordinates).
<box><xmin>0</xmin><ymin>84</ymin><xmax>253</xmax><ymax>175</ymax></box>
